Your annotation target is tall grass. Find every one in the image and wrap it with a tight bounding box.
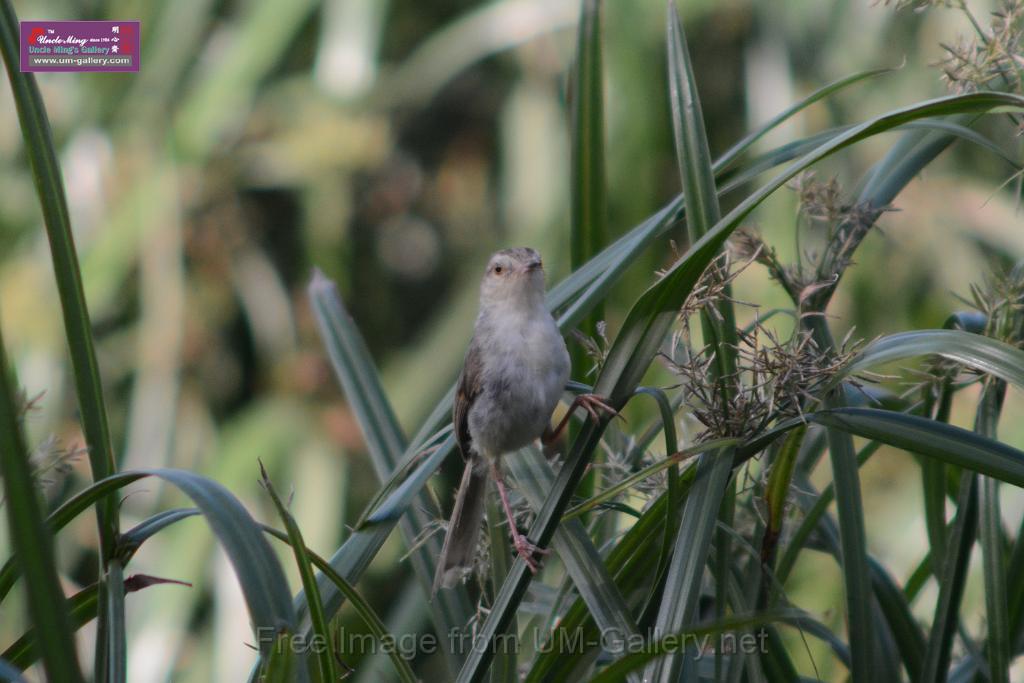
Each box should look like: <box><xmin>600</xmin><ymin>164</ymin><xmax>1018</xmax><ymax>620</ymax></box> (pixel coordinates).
<box><xmin>1</xmin><ymin>0</ymin><xmax>1023</xmax><ymax>681</ymax></box>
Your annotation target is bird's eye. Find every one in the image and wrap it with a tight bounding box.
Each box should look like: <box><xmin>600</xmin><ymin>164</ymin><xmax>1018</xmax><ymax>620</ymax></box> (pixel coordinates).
<box><xmin>494</xmin><ymin>265</ymin><xmax>503</xmax><ymax>275</ymax></box>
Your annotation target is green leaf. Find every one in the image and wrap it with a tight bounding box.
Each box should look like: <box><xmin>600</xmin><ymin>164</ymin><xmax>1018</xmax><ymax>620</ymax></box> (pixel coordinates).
<box><xmin>568</xmin><ymin>0</ymin><xmax>608</xmax><ymax>511</ymax></box>
<box><xmin>667</xmin><ymin>3</ymin><xmax>720</xmax><ymax>241</ymax></box>
<box><xmin>525</xmin><ymin>471</ymin><xmax>696</xmax><ymax>682</ymax></box>
<box><xmin>631</xmin><ymin>387</ymin><xmax>684</xmax><ymax>615</ymax></box>
<box><xmin>550</xmin><ymin>65</ymin><xmax>889</xmax><ymax>332</ymax></box>
<box><xmin>0</xmin><ymin>323</ymin><xmax>84</xmax><ymax>682</ymax></box>
<box><xmin>590</xmin><ymin>611</ymin><xmax>801</xmax><ymax>683</ymax></box>
<box><xmin>1009</xmin><ymin>508</ymin><xmax>1024</xmax><ymax>651</ymax></box>
<box><xmin>868</xmin><ymin>557</ymin><xmax>926</xmax><ymax>681</ymax></box>
<box><xmin>823</xmin><ymin>394</ymin><xmax>874</xmax><ymax>680</ymax></box>
<box><xmin>307</xmin><ymin>271</ymin><xmax>473</xmax><ymax>669</ymax></box>
<box><xmin>758</xmin><ymin>426</ymin><xmax>806</xmax><ymax>608</ymax></box>
<box><xmin>3</xmin><ymin>468</ymin><xmax>297</xmax><ymax>663</ymax></box>
<box><xmin>813</xmin><ymin>408</ymin><xmax>1024</xmax><ymax>487</ymax></box>
<box><xmin>715</xmin><ymin>66</ymin><xmax>894</xmax><ymax>173</ymax></box>
<box><xmin>0</xmin><ymin>0</ymin><xmax>122</xmax><ymax>670</ymax></box>
<box><xmin>652</xmin><ymin>7</ymin><xmax>736</xmax><ymax>680</ymax></box>
<box><xmin>0</xmin><ymin>472</ymin><xmax>149</xmax><ymax>605</ymax></box>
<box><xmin>505</xmin><ymin>446</ymin><xmax>642</xmax><ymax>683</ymax></box>
<box><xmin>308</xmin><ymin>270</ymin><xmax>406</xmax><ymax>475</ymax></box>
<box><xmin>921</xmin><ymin>474</ymin><xmax>977</xmax><ymax>682</ymax></box>
<box><xmin>975</xmin><ymin>384</ymin><xmax>1010</xmax><ymax>683</ymax></box>
<box><xmin>260</xmin><ymin>463</ymin><xmax>337</xmax><ymax>683</ymax></box>
<box><xmin>142</xmin><ymin>469</ymin><xmax>296</xmax><ymax>656</ymax></box>
<box><xmin>838</xmin><ymin>329</ymin><xmax>1024</xmax><ymax>389</ymax></box>
<box><xmin>563</xmin><ymin>437</ymin><xmax>736</xmax><ymax>520</ymax></box>
<box><xmin>650</xmin><ymin>449</ymin><xmax>734</xmax><ymax>682</ymax></box>
<box><xmin>258</xmin><ymin>525</ymin><xmax>417</xmax><ymax>683</ymax></box>
<box><xmin>2</xmin><ymin>574</ymin><xmax>192</xmax><ymax>670</ymax></box>
<box><xmin>484</xmin><ymin>482</ymin><xmax>517</xmax><ymax>683</ymax></box>
<box><xmin>569</xmin><ymin>0</ymin><xmax>607</xmax><ymax>275</ymax></box>
<box><xmin>288</xmin><ymin>435</ymin><xmax>454</xmax><ymax>665</ymax></box>
<box><xmin>101</xmin><ymin>560</ymin><xmax>127</xmax><ymax>683</ymax></box>
<box><xmin>2</xmin><ymin>584</ymin><xmax>98</xmax><ymax>670</ymax></box>
<box><xmin>115</xmin><ymin>508</ymin><xmax>201</xmax><ymax>564</ymax></box>
<box><xmin>774</xmin><ymin>440</ymin><xmax>882</xmax><ymax>584</ymax></box>
<box><xmin>259</xmin><ymin>633</ymin><xmax>297</xmax><ymax>683</ymax></box>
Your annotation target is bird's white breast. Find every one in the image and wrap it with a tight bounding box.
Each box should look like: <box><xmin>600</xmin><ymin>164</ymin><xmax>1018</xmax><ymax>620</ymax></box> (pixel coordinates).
<box><xmin>468</xmin><ymin>304</ymin><xmax>570</xmax><ymax>456</ymax></box>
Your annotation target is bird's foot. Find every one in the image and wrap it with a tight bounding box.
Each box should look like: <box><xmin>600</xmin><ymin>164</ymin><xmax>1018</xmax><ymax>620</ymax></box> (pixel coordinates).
<box><xmin>541</xmin><ymin>393</ymin><xmax>622</xmax><ymax>452</ymax></box>
<box><xmin>512</xmin><ymin>532</ymin><xmax>548</xmax><ymax>574</ymax></box>
<box><xmin>576</xmin><ymin>393</ymin><xmax>622</xmax><ymax>422</ymax></box>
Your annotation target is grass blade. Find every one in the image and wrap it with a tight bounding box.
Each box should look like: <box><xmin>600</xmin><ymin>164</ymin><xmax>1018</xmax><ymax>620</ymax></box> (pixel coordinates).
<box><xmin>653</xmin><ymin>7</ymin><xmax>737</xmax><ymax>679</ymax></box>
<box><xmin>455</xmin><ymin>417</ymin><xmax>611</xmax><ymax>683</ymax></box>
<box><xmin>868</xmin><ymin>557</ymin><xmax>926</xmax><ymax>680</ymax></box>
<box><xmin>650</xmin><ymin>450</ymin><xmax>734</xmax><ymax>682</ymax></box>
<box><xmin>0</xmin><ymin>0</ymin><xmax>123</xmax><ymax>670</ymax></box>
<box><xmin>0</xmin><ymin>472</ymin><xmax>149</xmax><ymax>604</ymax></box>
<box><xmin>1</xmin><ymin>574</ymin><xmax>190</xmax><ymax>670</ymax></box>
<box><xmin>812</xmin><ymin>408</ymin><xmax>1024</xmax><ymax>486</ymax></box>
<box><xmin>115</xmin><ymin>509</ymin><xmax>201</xmax><ymax>563</ymax></box>
<box><xmin>563</xmin><ymin>437</ymin><xmax>736</xmax><ymax>520</ymax></box>
<box><xmin>568</xmin><ymin>0</ymin><xmax>607</xmax><ymax>511</ymax></box>
<box><xmin>19</xmin><ymin>468</ymin><xmax>298</xmax><ymax>672</ymax></box>
<box><xmin>715</xmin><ymin>66</ymin><xmax>893</xmax><ymax>173</ymax></box>
<box><xmin>142</xmin><ymin>469</ymin><xmax>297</xmax><ymax>656</ymax></box>
<box><xmin>551</xmin><ymin>67</ymin><xmax>888</xmax><ymax>333</ymax></box>
<box><xmin>308</xmin><ymin>270</ymin><xmax>405</xmax><ymax>474</ymax></box>
<box><xmin>525</xmin><ymin>470</ymin><xmax>696</xmax><ymax>681</ymax></box>
<box><xmin>976</xmin><ymin>384</ymin><xmax>1009</xmax><ymax>683</ymax></box>
<box><xmin>775</xmin><ymin>441</ymin><xmax>882</xmax><ymax>584</ymax></box>
<box><xmin>289</xmin><ymin>436</ymin><xmax>454</xmax><ymax>666</ymax></box>
<box><xmin>505</xmin><ymin>446</ymin><xmax>642</xmax><ymax>683</ymax></box>
<box><xmin>667</xmin><ymin>1</ymin><xmax>720</xmax><ymax>240</ymax></box>
<box><xmin>922</xmin><ymin>473</ymin><xmax>978</xmax><ymax>682</ymax></box>
<box><xmin>260</xmin><ymin>463</ymin><xmax>337</xmax><ymax>683</ymax></box>
<box><xmin>569</xmin><ymin>0</ymin><xmax>607</xmax><ymax>285</ymax></box>
<box><xmin>592</xmin><ymin>611</ymin><xmax>800</xmax><ymax>682</ymax></box>
<box><xmin>484</xmin><ymin>483</ymin><xmax>517</xmax><ymax>683</ymax></box>
<box><xmin>101</xmin><ymin>561</ymin><xmax>127</xmax><ymax>683</ymax></box>
<box><xmin>758</xmin><ymin>425</ymin><xmax>806</xmax><ymax>608</ymax></box>
<box><xmin>838</xmin><ymin>329</ymin><xmax>1024</xmax><ymax>388</ymax></box>
<box><xmin>308</xmin><ymin>271</ymin><xmax>473</xmax><ymax>668</ymax></box>
<box><xmin>258</xmin><ymin>525</ymin><xmax>418</xmax><ymax>683</ymax></box>
<box><xmin>0</xmin><ymin>324</ymin><xmax>84</xmax><ymax>682</ymax></box>
<box><xmin>1007</xmin><ymin>512</ymin><xmax>1024</xmax><ymax>645</ymax></box>
<box><xmin>260</xmin><ymin>633</ymin><xmax>297</xmax><ymax>683</ymax></box>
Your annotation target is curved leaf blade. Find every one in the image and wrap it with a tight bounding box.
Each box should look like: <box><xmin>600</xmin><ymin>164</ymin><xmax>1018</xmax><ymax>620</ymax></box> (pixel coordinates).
<box><xmin>0</xmin><ymin>325</ymin><xmax>84</xmax><ymax>682</ymax></box>
<box><xmin>813</xmin><ymin>408</ymin><xmax>1024</xmax><ymax>486</ymax></box>
<box><xmin>260</xmin><ymin>465</ymin><xmax>336</xmax><ymax>683</ymax></box>
<box><xmin>839</xmin><ymin>329</ymin><xmax>1024</xmax><ymax>389</ymax></box>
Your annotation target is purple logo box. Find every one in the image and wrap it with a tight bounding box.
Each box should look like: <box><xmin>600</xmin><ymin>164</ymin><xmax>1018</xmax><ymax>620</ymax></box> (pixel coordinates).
<box><xmin>20</xmin><ymin>20</ymin><xmax>139</xmax><ymax>73</ymax></box>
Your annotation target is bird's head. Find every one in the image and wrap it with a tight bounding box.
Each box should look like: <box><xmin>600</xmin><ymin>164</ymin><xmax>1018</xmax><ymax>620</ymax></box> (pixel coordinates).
<box><xmin>479</xmin><ymin>247</ymin><xmax>546</xmax><ymax>310</ymax></box>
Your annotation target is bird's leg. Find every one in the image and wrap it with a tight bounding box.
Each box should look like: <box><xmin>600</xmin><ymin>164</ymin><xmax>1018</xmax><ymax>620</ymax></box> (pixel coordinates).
<box><xmin>489</xmin><ymin>458</ymin><xmax>548</xmax><ymax>573</ymax></box>
<box><xmin>542</xmin><ymin>393</ymin><xmax>620</xmax><ymax>448</ymax></box>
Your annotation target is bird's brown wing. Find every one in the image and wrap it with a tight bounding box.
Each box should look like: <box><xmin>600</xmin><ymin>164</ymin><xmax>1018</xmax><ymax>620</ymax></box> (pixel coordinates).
<box><xmin>453</xmin><ymin>339</ymin><xmax>483</xmax><ymax>460</ymax></box>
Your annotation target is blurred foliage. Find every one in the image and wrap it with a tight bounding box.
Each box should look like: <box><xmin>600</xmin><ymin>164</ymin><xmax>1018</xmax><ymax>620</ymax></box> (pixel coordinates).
<box><xmin>0</xmin><ymin>0</ymin><xmax>1022</xmax><ymax>680</ymax></box>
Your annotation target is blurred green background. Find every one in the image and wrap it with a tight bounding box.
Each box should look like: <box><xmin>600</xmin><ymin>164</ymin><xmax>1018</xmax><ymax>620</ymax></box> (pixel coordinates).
<box><xmin>1</xmin><ymin>0</ymin><xmax>1022</xmax><ymax>680</ymax></box>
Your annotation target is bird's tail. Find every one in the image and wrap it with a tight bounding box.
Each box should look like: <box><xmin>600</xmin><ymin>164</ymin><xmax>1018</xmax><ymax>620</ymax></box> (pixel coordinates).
<box><xmin>433</xmin><ymin>459</ymin><xmax>487</xmax><ymax>594</ymax></box>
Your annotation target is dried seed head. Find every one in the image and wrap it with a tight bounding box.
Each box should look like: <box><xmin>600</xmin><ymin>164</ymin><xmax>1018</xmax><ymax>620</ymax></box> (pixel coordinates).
<box><xmin>936</xmin><ymin>2</ymin><xmax>1024</xmax><ymax>95</ymax></box>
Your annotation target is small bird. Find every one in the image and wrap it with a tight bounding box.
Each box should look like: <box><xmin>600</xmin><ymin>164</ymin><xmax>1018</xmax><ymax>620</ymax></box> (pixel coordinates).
<box><xmin>433</xmin><ymin>247</ymin><xmax>615</xmax><ymax>592</ymax></box>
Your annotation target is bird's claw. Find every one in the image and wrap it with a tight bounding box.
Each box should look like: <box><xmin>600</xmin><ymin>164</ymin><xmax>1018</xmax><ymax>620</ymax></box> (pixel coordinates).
<box><xmin>578</xmin><ymin>393</ymin><xmax>622</xmax><ymax>422</ymax></box>
<box><xmin>512</xmin><ymin>533</ymin><xmax>549</xmax><ymax>574</ymax></box>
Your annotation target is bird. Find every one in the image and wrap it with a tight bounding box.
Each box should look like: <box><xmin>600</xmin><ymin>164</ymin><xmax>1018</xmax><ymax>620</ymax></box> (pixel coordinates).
<box><xmin>432</xmin><ymin>247</ymin><xmax>616</xmax><ymax>592</ymax></box>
